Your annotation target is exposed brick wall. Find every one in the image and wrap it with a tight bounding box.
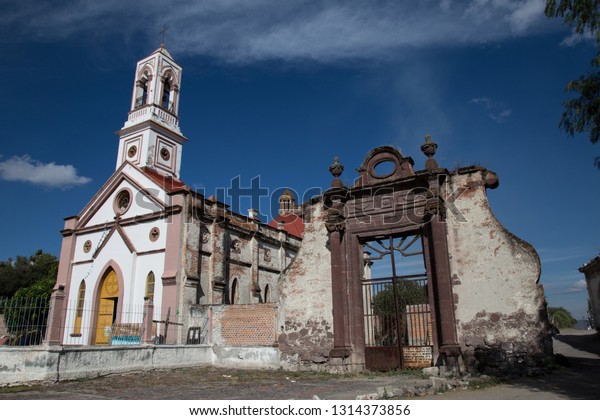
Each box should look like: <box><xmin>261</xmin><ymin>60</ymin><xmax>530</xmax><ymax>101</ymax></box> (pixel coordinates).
<box><xmin>219</xmin><ymin>304</ymin><xmax>278</xmax><ymax>346</ymax></box>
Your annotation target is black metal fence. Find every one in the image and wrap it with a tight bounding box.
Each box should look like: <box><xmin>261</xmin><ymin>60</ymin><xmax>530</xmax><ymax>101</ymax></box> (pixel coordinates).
<box><xmin>0</xmin><ymin>296</ymin><xmax>210</xmax><ymax>347</ymax></box>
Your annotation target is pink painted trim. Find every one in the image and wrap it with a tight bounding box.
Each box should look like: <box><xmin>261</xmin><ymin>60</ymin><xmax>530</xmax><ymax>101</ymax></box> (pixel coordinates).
<box><xmin>160</xmin><ymin>193</ymin><xmax>185</xmax><ymax>344</ymax></box>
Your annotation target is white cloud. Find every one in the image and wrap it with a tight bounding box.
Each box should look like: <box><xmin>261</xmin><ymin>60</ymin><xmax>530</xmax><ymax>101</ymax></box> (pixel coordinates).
<box><xmin>469</xmin><ymin>96</ymin><xmax>512</xmax><ymax>123</ymax></box>
<box><xmin>567</xmin><ymin>279</ymin><xmax>588</xmax><ymax>293</ymax></box>
<box><xmin>0</xmin><ymin>0</ymin><xmax>555</xmax><ymax>64</ymax></box>
<box><xmin>0</xmin><ymin>155</ymin><xmax>92</xmax><ymax>188</ymax></box>
<box><xmin>560</xmin><ymin>29</ymin><xmax>596</xmax><ymax>47</ymax></box>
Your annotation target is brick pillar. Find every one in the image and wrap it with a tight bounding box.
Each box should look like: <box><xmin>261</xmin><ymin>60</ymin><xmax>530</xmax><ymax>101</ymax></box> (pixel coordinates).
<box><xmin>44</xmin><ymin>286</ymin><xmax>66</xmax><ymax>346</ymax></box>
<box><xmin>142</xmin><ymin>299</ymin><xmax>155</xmax><ymax>344</ymax></box>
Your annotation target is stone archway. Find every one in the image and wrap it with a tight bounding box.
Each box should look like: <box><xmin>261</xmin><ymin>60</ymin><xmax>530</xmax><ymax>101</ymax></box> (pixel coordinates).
<box><xmin>324</xmin><ymin>145</ymin><xmax>459</xmax><ymax>372</ymax></box>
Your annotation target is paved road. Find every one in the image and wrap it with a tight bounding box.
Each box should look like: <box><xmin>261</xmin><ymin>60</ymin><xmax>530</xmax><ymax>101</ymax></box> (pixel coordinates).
<box><xmin>0</xmin><ymin>329</ymin><xmax>598</xmax><ymax>400</ymax></box>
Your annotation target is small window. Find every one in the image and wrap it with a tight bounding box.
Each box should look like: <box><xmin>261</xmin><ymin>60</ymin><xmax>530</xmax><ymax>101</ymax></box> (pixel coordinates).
<box><xmin>146</xmin><ymin>272</ymin><xmax>155</xmax><ymax>302</ymax></box>
<box><xmin>263</xmin><ymin>284</ymin><xmax>270</xmax><ymax>303</ymax></box>
<box><xmin>230</xmin><ymin>278</ymin><xmax>238</xmax><ymax>304</ymax></box>
<box><xmin>72</xmin><ymin>280</ymin><xmax>86</xmax><ymax>336</ymax></box>
<box><xmin>161</xmin><ymin>80</ymin><xmax>171</xmax><ymax>110</ymax></box>
<box><xmin>135</xmin><ymin>75</ymin><xmax>149</xmax><ymax>108</ymax></box>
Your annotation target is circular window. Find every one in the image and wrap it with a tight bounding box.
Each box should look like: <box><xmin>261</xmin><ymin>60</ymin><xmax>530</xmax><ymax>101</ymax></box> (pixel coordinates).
<box><xmin>372</xmin><ymin>160</ymin><xmax>397</xmax><ymax>178</ymax></box>
<box><xmin>83</xmin><ymin>240</ymin><xmax>92</xmax><ymax>253</ymax></box>
<box><xmin>160</xmin><ymin>147</ymin><xmax>170</xmax><ymax>161</ymax></box>
<box><xmin>114</xmin><ymin>189</ymin><xmax>132</xmax><ymax>215</ymax></box>
<box><xmin>127</xmin><ymin>145</ymin><xmax>137</xmax><ymax>158</ymax></box>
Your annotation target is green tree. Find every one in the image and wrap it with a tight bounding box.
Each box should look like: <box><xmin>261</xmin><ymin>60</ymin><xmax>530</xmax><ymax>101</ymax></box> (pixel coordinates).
<box><xmin>0</xmin><ymin>250</ymin><xmax>58</xmax><ymax>297</ymax></box>
<box><xmin>548</xmin><ymin>306</ymin><xmax>578</xmax><ymax>328</ymax></box>
<box><xmin>0</xmin><ymin>251</ymin><xmax>58</xmax><ymax>345</ymax></box>
<box><xmin>372</xmin><ymin>281</ymin><xmax>427</xmax><ymax>345</ymax></box>
<box><xmin>546</xmin><ymin>0</ymin><xmax>600</xmax><ymax>168</ymax></box>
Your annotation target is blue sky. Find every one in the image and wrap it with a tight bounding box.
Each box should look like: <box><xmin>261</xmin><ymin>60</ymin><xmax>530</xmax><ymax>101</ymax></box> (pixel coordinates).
<box><xmin>0</xmin><ymin>0</ymin><xmax>598</xmax><ymax>319</ymax></box>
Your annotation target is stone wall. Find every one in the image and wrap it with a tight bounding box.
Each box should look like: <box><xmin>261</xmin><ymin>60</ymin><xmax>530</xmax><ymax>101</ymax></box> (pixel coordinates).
<box><xmin>445</xmin><ymin>167</ymin><xmax>553</xmax><ymax>375</ymax></box>
<box><xmin>277</xmin><ymin>202</ymin><xmax>334</xmax><ymax>370</ymax></box>
<box><xmin>0</xmin><ymin>344</ymin><xmax>279</xmax><ymax>386</ymax></box>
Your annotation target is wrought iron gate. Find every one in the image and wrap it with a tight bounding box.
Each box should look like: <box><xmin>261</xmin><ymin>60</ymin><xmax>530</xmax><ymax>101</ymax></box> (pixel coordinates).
<box><xmin>361</xmin><ymin>233</ymin><xmax>433</xmax><ymax>370</ymax></box>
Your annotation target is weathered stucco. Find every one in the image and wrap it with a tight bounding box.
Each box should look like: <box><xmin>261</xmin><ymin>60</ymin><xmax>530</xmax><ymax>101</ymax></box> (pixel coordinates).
<box><xmin>445</xmin><ymin>167</ymin><xmax>552</xmax><ymax>374</ymax></box>
<box><xmin>580</xmin><ymin>255</ymin><xmax>600</xmax><ymax>330</ymax></box>
<box><xmin>277</xmin><ymin>202</ymin><xmax>334</xmax><ymax>370</ymax></box>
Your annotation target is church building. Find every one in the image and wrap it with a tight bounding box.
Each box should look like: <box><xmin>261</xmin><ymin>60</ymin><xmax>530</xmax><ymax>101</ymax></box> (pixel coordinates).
<box><xmin>49</xmin><ymin>45</ymin><xmax>301</xmax><ymax>346</ymax></box>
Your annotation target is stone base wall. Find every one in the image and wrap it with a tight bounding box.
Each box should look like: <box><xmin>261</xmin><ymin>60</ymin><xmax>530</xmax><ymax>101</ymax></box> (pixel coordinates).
<box><xmin>0</xmin><ymin>344</ymin><xmax>279</xmax><ymax>387</ymax></box>
<box><xmin>460</xmin><ymin>310</ymin><xmax>554</xmax><ymax>375</ymax></box>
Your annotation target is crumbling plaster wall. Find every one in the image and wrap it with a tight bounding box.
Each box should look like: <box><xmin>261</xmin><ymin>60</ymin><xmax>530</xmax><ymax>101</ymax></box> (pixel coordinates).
<box><xmin>277</xmin><ymin>202</ymin><xmax>334</xmax><ymax>370</ymax></box>
<box><xmin>581</xmin><ymin>258</ymin><xmax>600</xmax><ymax>329</ymax></box>
<box><xmin>445</xmin><ymin>168</ymin><xmax>552</xmax><ymax>375</ymax></box>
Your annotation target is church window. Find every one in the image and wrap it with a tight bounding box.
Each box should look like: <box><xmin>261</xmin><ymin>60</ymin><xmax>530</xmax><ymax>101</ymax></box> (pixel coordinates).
<box><xmin>149</xmin><ymin>227</ymin><xmax>160</xmax><ymax>242</ymax></box>
<box><xmin>160</xmin><ymin>147</ymin><xmax>171</xmax><ymax>161</ymax></box>
<box><xmin>263</xmin><ymin>284</ymin><xmax>270</xmax><ymax>303</ymax></box>
<box><xmin>127</xmin><ymin>145</ymin><xmax>137</xmax><ymax>158</ymax></box>
<box><xmin>161</xmin><ymin>78</ymin><xmax>172</xmax><ymax>110</ymax></box>
<box><xmin>230</xmin><ymin>278</ymin><xmax>239</xmax><ymax>304</ymax></box>
<box><xmin>72</xmin><ymin>280</ymin><xmax>86</xmax><ymax>336</ymax></box>
<box><xmin>114</xmin><ymin>189</ymin><xmax>132</xmax><ymax>215</ymax></box>
<box><xmin>145</xmin><ymin>272</ymin><xmax>155</xmax><ymax>302</ymax></box>
<box><xmin>134</xmin><ymin>73</ymin><xmax>150</xmax><ymax>108</ymax></box>
<box><xmin>83</xmin><ymin>240</ymin><xmax>92</xmax><ymax>253</ymax></box>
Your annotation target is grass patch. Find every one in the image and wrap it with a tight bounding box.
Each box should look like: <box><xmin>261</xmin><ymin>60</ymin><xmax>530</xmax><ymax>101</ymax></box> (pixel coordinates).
<box><xmin>467</xmin><ymin>376</ymin><xmax>501</xmax><ymax>390</ymax></box>
<box><xmin>359</xmin><ymin>368</ymin><xmax>428</xmax><ymax>380</ymax></box>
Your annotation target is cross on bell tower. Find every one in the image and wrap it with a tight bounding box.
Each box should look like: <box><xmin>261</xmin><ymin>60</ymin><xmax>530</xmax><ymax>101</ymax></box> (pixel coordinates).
<box><xmin>160</xmin><ymin>25</ymin><xmax>169</xmax><ymax>47</ymax></box>
<box><xmin>115</xmin><ymin>42</ymin><xmax>187</xmax><ymax>179</ymax></box>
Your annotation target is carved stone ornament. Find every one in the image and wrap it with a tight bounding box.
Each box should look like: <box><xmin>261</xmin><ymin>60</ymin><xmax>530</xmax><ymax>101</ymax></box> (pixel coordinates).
<box><xmin>231</xmin><ymin>239</ymin><xmax>241</xmax><ymax>253</ymax></box>
<box><xmin>149</xmin><ymin>227</ymin><xmax>160</xmax><ymax>242</ymax></box>
<box><xmin>127</xmin><ymin>145</ymin><xmax>137</xmax><ymax>158</ymax></box>
<box><xmin>421</xmin><ymin>135</ymin><xmax>439</xmax><ymax>171</ymax></box>
<box><xmin>329</xmin><ymin>156</ymin><xmax>344</xmax><ymax>189</ymax></box>
<box><xmin>264</xmin><ymin>248</ymin><xmax>272</xmax><ymax>262</ymax></box>
<box><xmin>200</xmin><ymin>226</ymin><xmax>210</xmax><ymax>244</ymax></box>
<box><xmin>325</xmin><ymin>202</ymin><xmax>346</xmax><ymax>233</ymax></box>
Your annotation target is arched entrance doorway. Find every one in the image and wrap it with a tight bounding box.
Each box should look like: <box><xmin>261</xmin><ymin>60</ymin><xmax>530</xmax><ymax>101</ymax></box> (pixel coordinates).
<box><xmin>94</xmin><ymin>269</ymin><xmax>119</xmax><ymax>345</ymax></box>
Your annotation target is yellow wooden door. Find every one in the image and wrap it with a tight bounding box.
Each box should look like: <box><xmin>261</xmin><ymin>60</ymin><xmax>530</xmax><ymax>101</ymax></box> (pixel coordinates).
<box><xmin>94</xmin><ymin>270</ymin><xmax>119</xmax><ymax>345</ymax></box>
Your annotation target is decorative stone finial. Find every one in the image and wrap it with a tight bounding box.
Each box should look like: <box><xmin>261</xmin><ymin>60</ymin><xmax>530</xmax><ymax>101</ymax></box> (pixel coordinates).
<box><xmin>329</xmin><ymin>156</ymin><xmax>344</xmax><ymax>188</ymax></box>
<box><xmin>421</xmin><ymin>135</ymin><xmax>439</xmax><ymax>171</ymax></box>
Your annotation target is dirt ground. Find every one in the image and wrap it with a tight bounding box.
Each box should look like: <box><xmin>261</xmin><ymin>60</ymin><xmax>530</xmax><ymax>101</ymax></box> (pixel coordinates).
<box><xmin>0</xmin><ymin>329</ymin><xmax>598</xmax><ymax>400</ymax></box>
<box><xmin>421</xmin><ymin>328</ymin><xmax>600</xmax><ymax>400</ymax></box>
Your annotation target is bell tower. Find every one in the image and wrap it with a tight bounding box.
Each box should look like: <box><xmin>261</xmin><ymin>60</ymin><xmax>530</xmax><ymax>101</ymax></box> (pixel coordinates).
<box><xmin>115</xmin><ymin>44</ymin><xmax>187</xmax><ymax>179</ymax></box>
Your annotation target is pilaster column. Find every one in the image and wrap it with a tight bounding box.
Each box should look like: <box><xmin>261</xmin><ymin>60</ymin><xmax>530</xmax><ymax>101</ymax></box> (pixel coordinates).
<box><xmin>44</xmin><ymin>286</ymin><xmax>66</xmax><ymax>346</ymax></box>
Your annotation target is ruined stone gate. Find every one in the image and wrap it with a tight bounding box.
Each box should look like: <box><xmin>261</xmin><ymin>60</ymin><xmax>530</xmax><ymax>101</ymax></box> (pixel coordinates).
<box><xmin>278</xmin><ymin>140</ymin><xmax>553</xmax><ymax>375</ymax></box>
